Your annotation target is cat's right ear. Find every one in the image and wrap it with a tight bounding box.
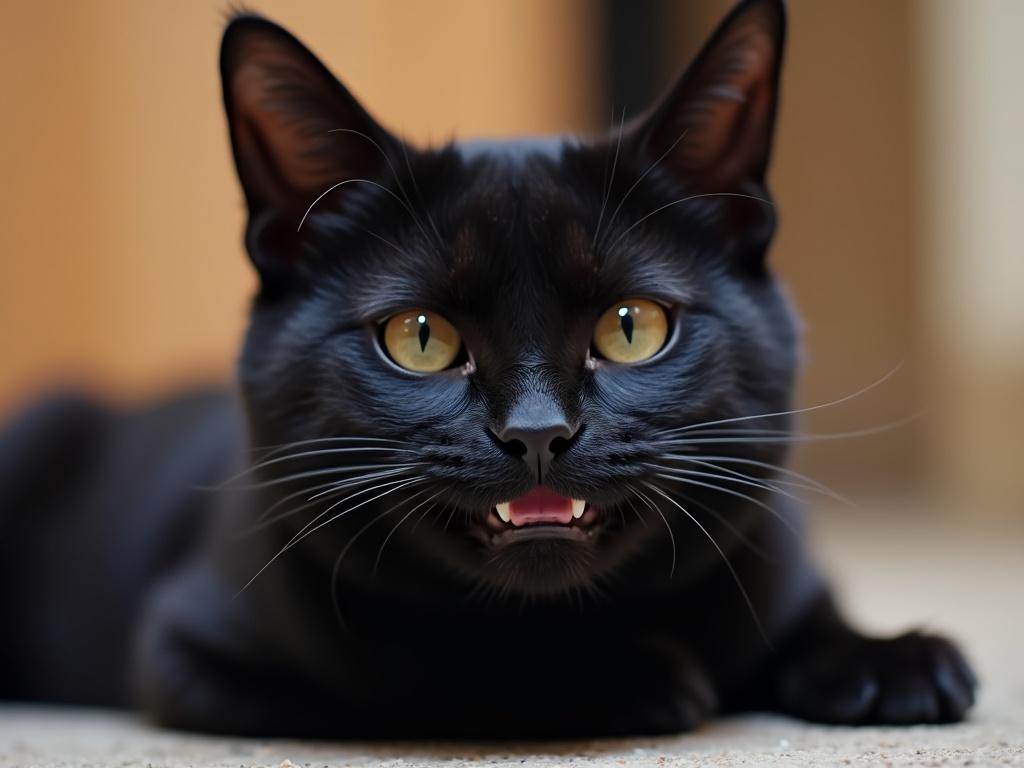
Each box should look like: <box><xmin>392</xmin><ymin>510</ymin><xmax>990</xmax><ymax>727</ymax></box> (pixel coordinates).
<box><xmin>220</xmin><ymin>15</ymin><xmax>398</xmax><ymax>284</ymax></box>
<box><xmin>633</xmin><ymin>0</ymin><xmax>785</xmax><ymax>194</ymax></box>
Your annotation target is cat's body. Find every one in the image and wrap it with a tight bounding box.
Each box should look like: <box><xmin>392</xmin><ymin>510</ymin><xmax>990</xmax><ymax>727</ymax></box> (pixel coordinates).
<box><xmin>0</xmin><ymin>391</ymin><xmax>241</xmax><ymax>707</ymax></box>
<box><xmin>0</xmin><ymin>0</ymin><xmax>975</xmax><ymax>737</ymax></box>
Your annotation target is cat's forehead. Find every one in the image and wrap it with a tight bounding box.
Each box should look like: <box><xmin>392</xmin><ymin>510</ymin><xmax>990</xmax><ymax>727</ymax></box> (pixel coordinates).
<box><xmin>444</xmin><ymin>215</ymin><xmax>598</xmax><ymax>310</ymax></box>
<box><xmin>441</xmin><ymin>148</ymin><xmax>601</xmax><ymax>302</ymax></box>
<box><xmin>339</xmin><ymin>140</ymin><xmax>694</xmax><ymax>322</ymax></box>
<box><xmin>438</xmin><ymin>142</ymin><xmax>693</xmax><ymax>306</ymax></box>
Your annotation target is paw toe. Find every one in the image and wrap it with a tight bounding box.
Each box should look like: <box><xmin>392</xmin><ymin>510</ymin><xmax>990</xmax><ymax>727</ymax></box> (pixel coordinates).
<box><xmin>926</xmin><ymin>636</ymin><xmax>977</xmax><ymax>721</ymax></box>
<box><xmin>875</xmin><ymin>670</ymin><xmax>941</xmax><ymax>723</ymax></box>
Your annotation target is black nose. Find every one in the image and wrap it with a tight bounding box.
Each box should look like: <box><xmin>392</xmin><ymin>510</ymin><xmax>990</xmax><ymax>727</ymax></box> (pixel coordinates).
<box><xmin>493</xmin><ymin>393</ymin><xmax>581</xmax><ymax>483</ymax></box>
<box><xmin>495</xmin><ymin>422</ymin><xmax>576</xmax><ymax>482</ymax></box>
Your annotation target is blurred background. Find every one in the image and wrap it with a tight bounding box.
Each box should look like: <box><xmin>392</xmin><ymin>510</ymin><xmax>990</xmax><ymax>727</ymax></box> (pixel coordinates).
<box><xmin>1</xmin><ymin>0</ymin><xmax>1021</xmax><ymax>521</ymax></box>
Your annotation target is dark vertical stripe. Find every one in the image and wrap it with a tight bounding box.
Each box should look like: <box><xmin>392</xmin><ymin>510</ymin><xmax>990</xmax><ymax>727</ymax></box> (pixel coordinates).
<box><xmin>599</xmin><ymin>0</ymin><xmax>677</xmax><ymax>120</ymax></box>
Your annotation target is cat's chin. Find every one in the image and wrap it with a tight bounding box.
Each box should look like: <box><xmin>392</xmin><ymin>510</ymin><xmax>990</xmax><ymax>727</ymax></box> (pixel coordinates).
<box><xmin>472</xmin><ymin>535</ymin><xmax>605</xmax><ymax>597</ymax></box>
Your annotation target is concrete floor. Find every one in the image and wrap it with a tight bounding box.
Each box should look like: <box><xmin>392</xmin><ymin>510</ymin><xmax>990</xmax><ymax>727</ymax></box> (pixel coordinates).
<box><xmin>2</xmin><ymin>509</ymin><xmax>1022</xmax><ymax>767</ymax></box>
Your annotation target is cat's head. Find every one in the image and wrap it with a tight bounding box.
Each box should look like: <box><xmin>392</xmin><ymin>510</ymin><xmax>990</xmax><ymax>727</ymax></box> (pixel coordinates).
<box><xmin>222</xmin><ymin>0</ymin><xmax>797</xmax><ymax>597</ymax></box>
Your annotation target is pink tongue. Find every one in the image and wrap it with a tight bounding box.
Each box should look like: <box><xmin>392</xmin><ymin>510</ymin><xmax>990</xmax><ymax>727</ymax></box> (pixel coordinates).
<box><xmin>509</xmin><ymin>486</ymin><xmax>573</xmax><ymax>527</ymax></box>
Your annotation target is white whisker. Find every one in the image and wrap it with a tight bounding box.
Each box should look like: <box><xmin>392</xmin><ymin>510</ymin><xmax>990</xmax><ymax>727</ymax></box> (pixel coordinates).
<box><xmin>250</xmin><ymin>435</ymin><xmax>405</xmax><ymax>458</ymax></box>
<box><xmin>643</xmin><ymin>481</ymin><xmax>772</xmax><ymax>648</ymax></box>
<box><xmin>297</xmin><ymin>178</ymin><xmax>428</xmax><ymax>245</ymax></box>
<box><xmin>285</xmin><ymin>476</ymin><xmax>424</xmax><ymax>551</ymax></box>
<box><xmin>608</xmin><ymin>192</ymin><xmax>773</xmax><ymax>253</ymax></box>
<box><xmin>326</xmin><ymin>127</ymin><xmax>438</xmax><ymax>252</ymax></box>
<box><xmin>649</xmin><ymin>468</ymin><xmax>800</xmax><ymax>538</ymax></box>
<box><xmin>651</xmin><ymin>465</ymin><xmax>804</xmax><ymax>505</ymax></box>
<box><xmin>668</xmin><ymin>455</ymin><xmax>855</xmax><ymax>506</ymax></box>
<box><xmin>657</xmin><ymin>364</ymin><xmax>904</xmax><ymax>437</ymax></box>
<box><xmin>654</xmin><ymin>413</ymin><xmax>922</xmax><ymax>448</ymax></box>
<box><xmin>238</xmin><ymin>467</ymin><xmax>416</xmax><ymax>536</ymax></box>
<box><xmin>221</xmin><ymin>446</ymin><xmax>415</xmax><ymax>486</ymax></box>
<box><xmin>208</xmin><ymin>462</ymin><xmax>421</xmax><ymax>492</ymax></box>
<box><xmin>591</xmin><ymin>106</ymin><xmax>628</xmax><ymax>249</ymax></box>
<box><xmin>629</xmin><ymin>484</ymin><xmax>676</xmax><ymax>577</ymax></box>
<box><xmin>236</xmin><ymin>476</ymin><xmax>425</xmax><ymax>596</ymax></box>
<box><xmin>671</xmin><ymin>489</ymin><xmax>777</xmax><ymax>563</ymax></box>
<box><xmin>373</xmin><ymin>489</ymin><xmax>446</xmax><ymax>574</ymax></box>
<box><xmin>598</xmin><ymin>127</ymin><xmax>689</xmax><ymax>253</ymax></box>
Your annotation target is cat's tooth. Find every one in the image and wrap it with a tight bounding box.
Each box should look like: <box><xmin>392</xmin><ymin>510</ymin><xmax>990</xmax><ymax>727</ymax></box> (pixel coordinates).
<box><xmin>495</xmin><ymin>502</ymin><xmax>511</xmax><ymax>524</ymax></box>
<box><xmin>572</xmin><ymin>499</ymin><xmax>586</xmax><ymax>519</ymax></box>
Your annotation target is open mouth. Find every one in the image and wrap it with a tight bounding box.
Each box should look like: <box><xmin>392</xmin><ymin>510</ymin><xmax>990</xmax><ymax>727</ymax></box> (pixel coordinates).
<box><xmin>484</xmin><ymin>486</ymin><xmax>599</xmax><ymax>539</ymax></box>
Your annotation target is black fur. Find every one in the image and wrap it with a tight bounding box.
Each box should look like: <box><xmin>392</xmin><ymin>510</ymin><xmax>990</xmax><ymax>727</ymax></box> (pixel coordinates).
<box><xmin>0</xmin><ymin>0</ymin><xmax>974</xmax><ymax>737</ymax></box>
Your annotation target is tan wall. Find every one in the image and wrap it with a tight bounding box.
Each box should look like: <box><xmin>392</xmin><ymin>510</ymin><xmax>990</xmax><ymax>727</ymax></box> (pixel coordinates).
<box><xmin>0</xmin><ymin>0</ymin><xmax>598</xmax><ymax>411</ymax></box>
<box><xmin>916</xmin><ymin>0</ymin><xmax>1024</xmax><ymax>518</ymax></box>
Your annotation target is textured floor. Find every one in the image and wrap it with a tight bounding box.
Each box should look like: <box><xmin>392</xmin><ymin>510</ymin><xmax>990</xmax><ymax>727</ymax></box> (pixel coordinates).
<box><xmin>2</xmin><ymin>510</ymin><xmax>1022</xmax><ymax>768</ymax></box>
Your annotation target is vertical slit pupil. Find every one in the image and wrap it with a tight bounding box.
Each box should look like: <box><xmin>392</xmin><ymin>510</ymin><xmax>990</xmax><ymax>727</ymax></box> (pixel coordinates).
<box><xmin>418</xmin><ymin>318</ymin><xmax>431</xmax><ymax>352</ymax></box>
<box><xmin>620</xmin><ymin>311</ymin><xmax>634</xmax><ymax>344</ymax></box>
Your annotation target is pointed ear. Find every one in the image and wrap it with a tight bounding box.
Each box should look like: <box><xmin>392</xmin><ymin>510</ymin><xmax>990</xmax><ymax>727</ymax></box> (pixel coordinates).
<box><xmin>220</xmin><ymin>15</ymin><xmax>398</xmax><ymax>282</ymax></box>
<box><xmin>637</xmin><ymin>0</ymin><xmax>785</xmax><ymax>194</ymax></box>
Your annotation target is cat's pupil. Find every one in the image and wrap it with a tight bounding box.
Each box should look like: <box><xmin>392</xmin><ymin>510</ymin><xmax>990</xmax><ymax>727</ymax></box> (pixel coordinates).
<box><xmin>618</xmin><ymin>307</ymin><xmax>634</xmax><ymax>344</ymax></box>
<box><xmin>417</xmin><ymin>315</ymin><xmax>431</xmax><ymax>353</ymax></box>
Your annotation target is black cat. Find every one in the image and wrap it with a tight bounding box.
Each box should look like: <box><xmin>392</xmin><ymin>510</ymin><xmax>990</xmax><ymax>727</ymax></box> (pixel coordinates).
<box><xmin>0</xmin><ymin>0</ymin><xmax>975</xmax><ymax>737</ymax></box>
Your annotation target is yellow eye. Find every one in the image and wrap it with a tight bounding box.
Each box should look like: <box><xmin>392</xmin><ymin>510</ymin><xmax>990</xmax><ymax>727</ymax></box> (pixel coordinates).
<box><xmin>593</xmin><ymin>298</ymin><xmax>669</xmax><ymax>364</ymax></box>
<box><xmin>382</xmin><ymin>309</ymin><xmax>462</xmax><ymax>373</ymax></box>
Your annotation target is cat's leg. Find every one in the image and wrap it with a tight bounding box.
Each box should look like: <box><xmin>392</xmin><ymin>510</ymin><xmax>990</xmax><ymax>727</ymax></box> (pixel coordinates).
<box><xmin>453</xmin><ymin>632</ymin><xmax>720</xmax><ymax>738</ymax></box>
<box><xmin>134</xmin><ymin>615</ymin><xmax>328</xmax><ymax>736</ymax></box>
<box><xmin>768</xmin><ymin>594</ymin><xmax>977</xmax><ymax>724</ymax></box>
<box><xmin>132</xmin><ymin>562</ymin><xmax>363</xmax><ymax>737</ymax></box>
<box><xmin>601</xmin><ymin>634</ymin><xmax>719</xmax><ymax>735</ymax></box>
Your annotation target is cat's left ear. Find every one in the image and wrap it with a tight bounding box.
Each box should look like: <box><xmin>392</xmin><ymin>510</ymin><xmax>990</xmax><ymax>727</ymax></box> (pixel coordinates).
<box><xmin>220</xmin><ymin>15</ymin><xmax>402</xmax><ymax>284</ymax></box>
<box><xmin>633</xmin><ymin>0</ymin><xmax>785</xmax><ymax>196</ymax></box>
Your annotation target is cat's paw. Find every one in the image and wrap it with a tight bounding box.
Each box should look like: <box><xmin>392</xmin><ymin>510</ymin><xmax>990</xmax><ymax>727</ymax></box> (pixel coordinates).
<box><xmin>776</xmin><ymin>631</ymin><xmax>977</xmax><ymax>725</ymax></box>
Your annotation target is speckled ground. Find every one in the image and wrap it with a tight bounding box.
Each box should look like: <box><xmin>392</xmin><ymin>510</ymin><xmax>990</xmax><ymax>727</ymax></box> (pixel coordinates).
<box><xmin>2</xmin><ymin>511</ymin><xmax>1022</xmax><ymax>768</ymax></box>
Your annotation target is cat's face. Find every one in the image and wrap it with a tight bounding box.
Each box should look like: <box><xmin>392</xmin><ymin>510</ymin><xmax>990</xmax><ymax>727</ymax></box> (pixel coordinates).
<box><xmin>224</xmin><ymin>0</ymin><xmax>796</xmax><ymax>597</ymax></box>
